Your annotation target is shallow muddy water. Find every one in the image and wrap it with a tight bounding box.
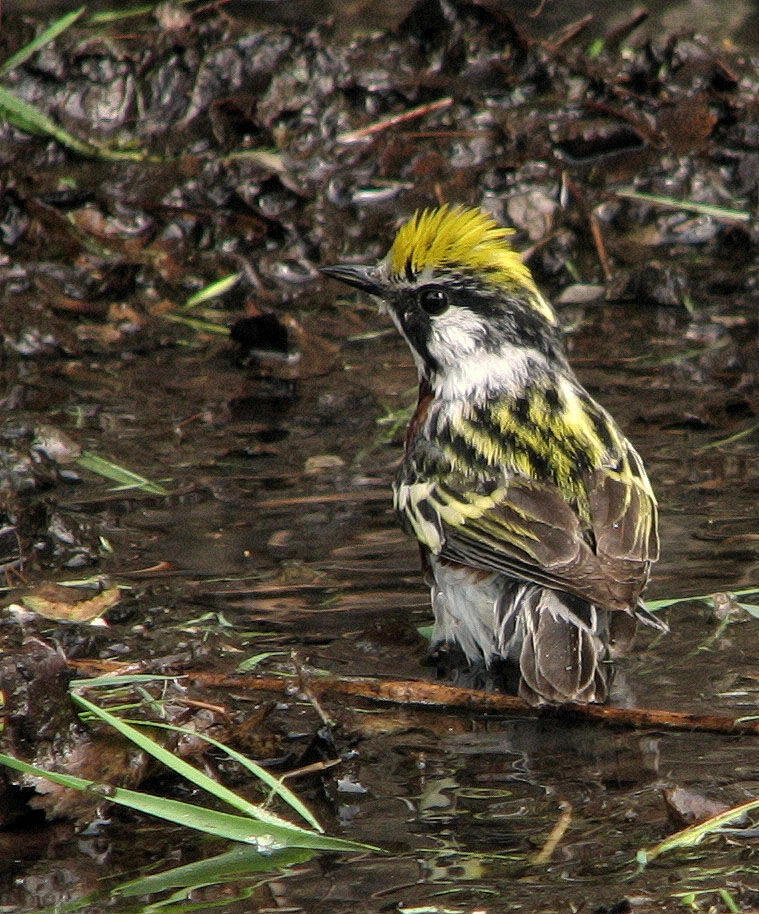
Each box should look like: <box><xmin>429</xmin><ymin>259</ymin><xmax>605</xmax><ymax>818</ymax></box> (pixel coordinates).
<box><xmin>2</xmin><ymin>289</ymin><xmax>758</xmax><ymax>913</ymax></box>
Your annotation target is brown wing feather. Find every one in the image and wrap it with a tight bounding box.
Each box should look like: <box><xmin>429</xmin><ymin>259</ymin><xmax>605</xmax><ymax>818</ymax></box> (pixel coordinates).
<box><xmin>589</xmin><ymin>469</ymin><xmax>660</xmax><ymax>565</ymax></box>
<box><xmin>438</xmin><ymin>468</ymin><xmax>657</xmax><ymax>612</ymax></box>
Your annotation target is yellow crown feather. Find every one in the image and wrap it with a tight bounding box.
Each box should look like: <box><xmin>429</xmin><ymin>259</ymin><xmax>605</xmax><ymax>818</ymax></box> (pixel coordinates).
<box><xmin>387</xmin><ymin>205</ymin><xmax>556</xmax><ymax>324</ymax></box>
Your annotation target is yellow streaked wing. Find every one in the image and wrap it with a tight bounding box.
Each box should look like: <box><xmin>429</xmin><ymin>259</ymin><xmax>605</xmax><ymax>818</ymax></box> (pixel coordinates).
<box><xmin>396</xmin><ymin>465</ymin><xmax>657</xmax><ymax>612</ymax></box>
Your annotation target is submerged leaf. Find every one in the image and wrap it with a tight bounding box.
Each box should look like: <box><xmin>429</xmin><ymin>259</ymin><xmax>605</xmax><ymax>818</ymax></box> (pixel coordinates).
<box><xmin>76</xmin><ymin>451</ymin><xmax>170</xmax><ymax>495</ymax></box>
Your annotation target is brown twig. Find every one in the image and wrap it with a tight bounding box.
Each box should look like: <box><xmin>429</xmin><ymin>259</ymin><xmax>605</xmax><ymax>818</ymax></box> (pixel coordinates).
<box><xmin>252</xmin><ymin>489</ymin><xmax>388</xmax><ymax>509</ymax></box>
<box><xmin>292</xmin><ymin>652</ymin><xmax>335</xmax><ymax>728</ymax></box>
<box><xmin>280</xmin><ymin>758</ymin><xmax>342</xmax><ymax>781</ymax></box>
<box><xmin>604</xmin><ymin>9</ymin><xmax>649</xmax><ymax>53</ymax></box>
<box><xmin>184</xmin><ymin>671</ymin><xmax>759</xmax><ymax>737</ymax></box>
<box><xmin>337</xmin><ymin>98</ymin><xmax>454</xmax><ymax>144</ymax></box>
<box><xmin>543</xmin><ymin>15</ymin><xmax>593</xmax><ymax>53</ymax></box>
<box><xmin>562</xmin><ymin>174</ymin><xmax>614</xmax><ymax>280</ymax></box>
<box><xmin>588</xmin><ymin>209</ymin><xmax>613</xmax><ymax>282</ymax></box>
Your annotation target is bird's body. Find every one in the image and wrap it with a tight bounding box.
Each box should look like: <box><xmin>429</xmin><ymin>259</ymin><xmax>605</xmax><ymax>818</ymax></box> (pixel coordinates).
<box><xmin>324</xmin><ymin>205</ymin><xmax>662</xmax><ymax>705</ymax></box>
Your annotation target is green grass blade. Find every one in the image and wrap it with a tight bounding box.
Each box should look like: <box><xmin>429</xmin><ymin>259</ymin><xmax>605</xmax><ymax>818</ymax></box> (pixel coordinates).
<box><xmin>184</xmin><ymin>273</ymin><xmax>241</xmax><ymax>309</ymax></box>
<box><xmin>87</xmin><ymin>5</ymin><xmax>156</xmax><ymax>24</ymax></box>
<box><xmin>71</xmin><ymin>693</ymin><xmax>319</xmax><ymax>835</ymax></box>
<box><xmin>616</xmin><ymin>189</ymin><xmax>751</xmax><ymax>223</ymax></box>
<box><xmin>0</xmin><ymin>7</ymin><xmax>86</xmax><ymax>77</ymax></box>
<box><xmin>112</xmin><ymin>845</ymin><xmax>313</xmax><ymax>897</ymax></box>
<box><xmin>237</xmin><ymin>651</ymin><xmax>287</xmax><ymax>672</ymax></box>
<box><xmin>673</xmin><ymin>889</ymin><xmax>740</xmax><ymax>912</ymax></box>
<box><xmin>0</xmin><ymin>85</ymin><xmax>94</xmax><ymax>154</ymax></box>
<box><xmin>124</xmin><ymin>717</ymin><xmax>323</xmax><ymax>832</ymax></box>
<box><xmin>637</xmin><ymin>796</ymin><xmax>759</xmax><ymax>865</ymax></box>
<box><xmin>76</xmin><ymin>450</ymin><xmax>170</xmax><ymax>495</ymax></box>
<box><xmin>643</xmin><ymin>596</ymin><xmax>696</xmax><ymax>611</ymax></box>
<box><xmin>719</xmin><ymin>888</ymin><xmax>741</xmax><ymax>914</ymax></box>
<box><xmin>0</xmin><ymin>86</ymin><xmax>150</xmax><ymax>161</ymax></box>
<box><xmin>87</xmin><ymin>0</ymin><xmax>199</xmax><ymax>25</ymax></box>
<box><xmin>69</xmin><ymin>674</ymin><xmax>177</xmax><ymax>689</ymax></box>
<box><xmin>644</xmin><ymin>587</ymin><xmax>759</xmax><ymax>612</ymax></box>
<box><xmin>0</xmin><ymin>752</ymin><xmax>363</xmax><ymax>851</ymax></box>
<box><xmin>163</xmin><ymin>312</ymin><xmax>231</xmax><ymax>335</ymax></box>
<box><xmin>697</xmin><ymin>421</ymin><xmax>759</xmax><ymax>451</ymax></box>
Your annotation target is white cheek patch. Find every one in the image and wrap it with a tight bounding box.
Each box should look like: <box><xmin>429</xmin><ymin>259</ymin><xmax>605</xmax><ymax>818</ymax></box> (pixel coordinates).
<box><xmin>382</xmin><ymin>290</ymin><xmax>541</xmax><ymax>401</ymax></box>
<box><xmin>424</xmin><ymin>307</ymin><xmax>538</xmax><ymax>401</ymax></box>
<box><xmin>434</xmin><ymin>341</ymin><xmax>538</xmax><ymax>401</ymax></box>
<box><xmin>428</xmin><ymin>308</ymin><xmax>487</xmax><ymax>363</ymax></box>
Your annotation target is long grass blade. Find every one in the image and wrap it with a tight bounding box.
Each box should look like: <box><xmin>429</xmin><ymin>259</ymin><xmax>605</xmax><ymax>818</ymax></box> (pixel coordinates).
<box><xmin>112</xmin><ymin>845</ymin><xmax>313</xmax><ymax>897</ymax></box>
<box><xmin>122</xmin><ymin>717</ymin><xmax>323</xmax><ymax>831</ymax></box>
<box><xmin>0</xmin><ymin>752</ymin><xmax>363</xmax><ymax>851</ymax></box>
<box><xmin>0</xmin><ymin>7</ymin><xmax>86</xmax><ymax>77</ymax></box>
<box><xmin>184</xmin><ymin>273</ymin><xmax>241</xmax><ymax>308</ymax></box>
<box><xmin>71</xmin><ymin>693</ymin><xmax>320</xmax><ymax>835</ymax></box>
<box><xmin>645</xmin><ymin>587</ymin><xmax>759</xmax><ymax>612</ymax></box>
<box><xmin>616</xmin><ymin>189</ymin><xmax>751</xmax><ymax>223</ymax></box>
<box><xmin>69</xmin><ymin>675</ymin><xmax>177</xmax><ymax>689</ymax></box>
<box><xmin>87</xmin><ymin>5</ymin><xmax>156</xmax><ymax>24</ymax></box>
<box><xmin>638</xmin><ymin>797</ymin><xmax>759</xmax><ymax>864</ymax></box>
<box><xmin>697</xmin><ymin>421</ymin><xmax>759</xmax><ymax>451</ymax></box>
<box><xmin>87</xmin><ymin>0</ymin><xmax>199</xmax><ymax>25</ymax></box>
<box><xmin>0</xmin><ymin>87</ymin><xmax>149</xmax><ymax>161</ymax></box>
<box><xmin>0</xmin><ymin>85</ymin><xmax>94</xmax><ymax>153</ymax></box>
<box><xmin>163</xmin><ymin>312</ymin><xmax>230</xmax><ymax>335</ymax></box>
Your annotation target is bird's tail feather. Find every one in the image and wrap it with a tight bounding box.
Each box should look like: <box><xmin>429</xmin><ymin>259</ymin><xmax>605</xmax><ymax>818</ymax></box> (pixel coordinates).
<box><xmin>496</xmin><ymin>584</ymin><xmax>611</xmax><ymax>705</ymax></box>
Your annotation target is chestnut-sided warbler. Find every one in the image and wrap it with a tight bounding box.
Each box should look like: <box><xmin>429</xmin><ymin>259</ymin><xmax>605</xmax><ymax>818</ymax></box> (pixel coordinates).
<box><xmin>323</xmin><ymin>205</ymin><xmax>664</xmax><ymax>705</ymax></box>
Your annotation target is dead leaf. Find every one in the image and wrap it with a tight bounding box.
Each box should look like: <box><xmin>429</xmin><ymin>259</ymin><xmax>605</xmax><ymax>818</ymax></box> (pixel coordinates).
<box><xmin>663</xmin><ymin>786</ymin><xmax>732</xmax><ymax>827</ymax></box>
<box><xmin>659</xmin><ymin>93</ymin><xmax>717</xmax><ymax>154</ymax></box>
<box><xmin>20</xmin><ymin>583</ymin><xmax>120</xmax><ymax>622</ymax></box>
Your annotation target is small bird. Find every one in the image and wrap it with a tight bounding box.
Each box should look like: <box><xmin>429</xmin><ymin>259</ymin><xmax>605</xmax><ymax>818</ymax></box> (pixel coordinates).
<box><xmin>323</xmin><ymin>205</ymin><xmax>663</xmax><ymax>705</ymax></box>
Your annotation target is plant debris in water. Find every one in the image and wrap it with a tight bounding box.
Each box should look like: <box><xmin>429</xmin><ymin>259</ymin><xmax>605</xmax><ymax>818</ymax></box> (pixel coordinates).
<box><xmin>0</xmin><ymin>1</ymin><xmax>758</xmax><ymax>912</ymax></box>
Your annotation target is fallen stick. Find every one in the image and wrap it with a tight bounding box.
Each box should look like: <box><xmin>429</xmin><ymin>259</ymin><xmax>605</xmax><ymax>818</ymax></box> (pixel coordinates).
<box><xmin>336</xmin><ymin>98</ymin><xmax>454</xmax><ymax>144</ymax></box>
<box><xmin>185</xmin><ymin>671</ymin><xmax>759</xmax><ymax>736</ymax></box>
<box><xmin>543</xmin><ymin>14</ymin><xmax>593</xmax><ymax>53</ymax></box>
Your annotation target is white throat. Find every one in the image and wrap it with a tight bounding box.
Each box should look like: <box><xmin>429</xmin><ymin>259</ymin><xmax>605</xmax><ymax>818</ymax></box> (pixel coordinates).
<box><xmin>430</xmin><ymin>344</ymin><xmax>537</xmax><ymax>402</ymax></box>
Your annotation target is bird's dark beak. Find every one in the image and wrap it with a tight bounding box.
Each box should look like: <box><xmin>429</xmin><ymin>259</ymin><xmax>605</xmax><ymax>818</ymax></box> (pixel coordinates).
<box><xmin>320</xmin><ymin>263</ymin><xmax>384</xmax><ymax>296</ymax></box>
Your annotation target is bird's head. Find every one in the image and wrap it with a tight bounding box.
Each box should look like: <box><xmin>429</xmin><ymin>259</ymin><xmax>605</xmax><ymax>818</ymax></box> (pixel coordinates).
<box><xmin>323</xmin><ymin>205</ymin><xmax>565</xmax><ymax>399</ymax></box>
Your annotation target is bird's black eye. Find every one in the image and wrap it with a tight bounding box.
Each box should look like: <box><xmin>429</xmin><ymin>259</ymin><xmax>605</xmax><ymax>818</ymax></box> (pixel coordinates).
<box><xmin>418</xmin><ymin>287</ymin><xmax>450</xmax><ymax>316</ymax></box>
